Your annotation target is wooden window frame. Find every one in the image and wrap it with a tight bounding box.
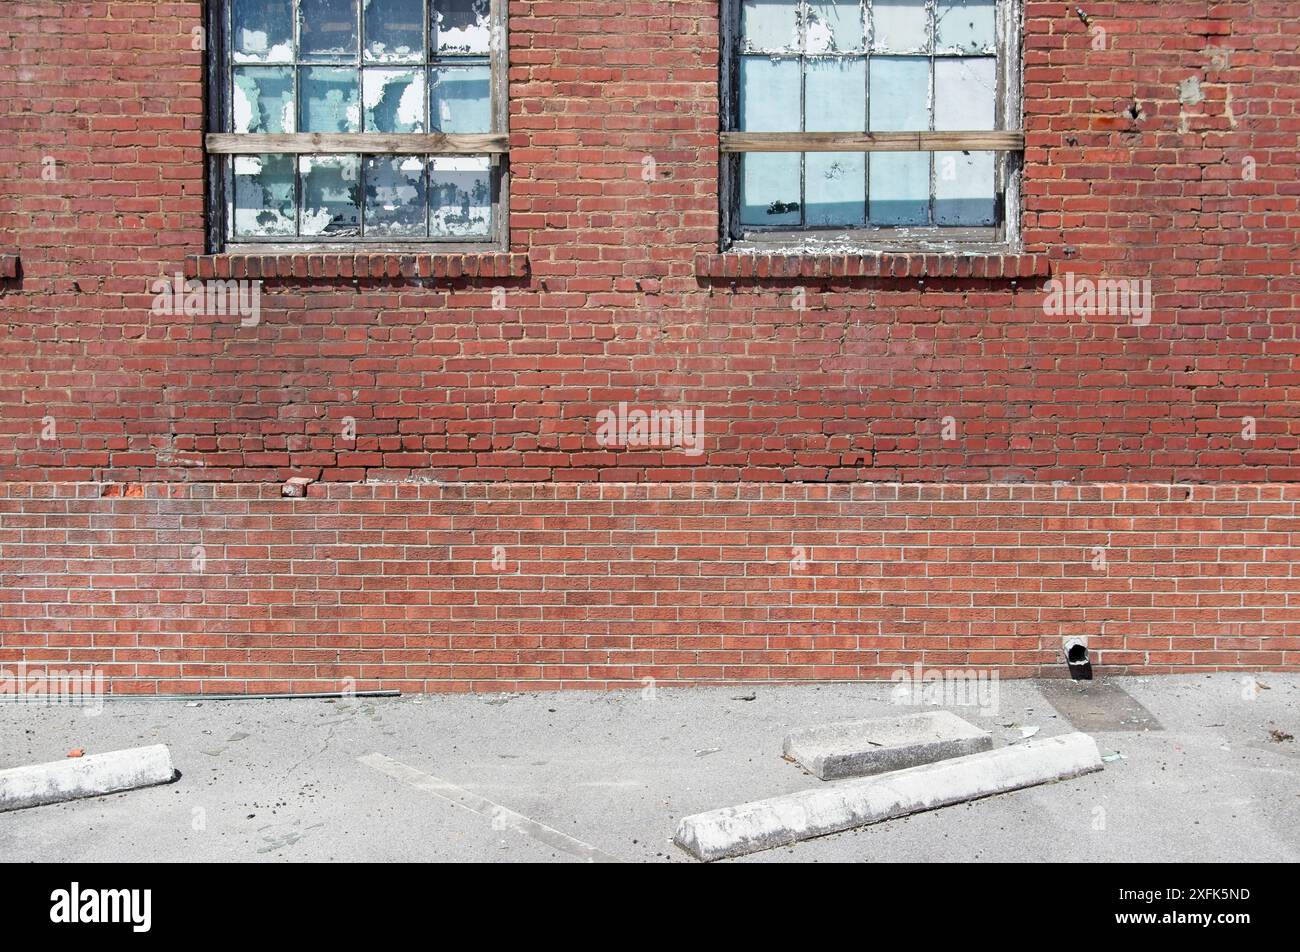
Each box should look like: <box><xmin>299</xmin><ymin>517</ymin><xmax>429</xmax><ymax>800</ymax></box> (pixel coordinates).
<box><xmin>719</xmin><ymin>0</ymin><xmax>1024</xmax><ymax>254</ymax></box>
<box><xmin>204</xmin><ymin>0</ymin><xmax>510</xmax><ymax>253</ymax></box>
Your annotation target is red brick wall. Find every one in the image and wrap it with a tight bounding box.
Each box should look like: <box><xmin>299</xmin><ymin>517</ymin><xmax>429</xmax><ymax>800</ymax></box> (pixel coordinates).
<box><xmin>0</xmin><ymin>482</ymin><xmax>1294</xmax><ymax>694</ymax></box>
<box><xmin>1</xmin><ymin>3</ymin><xmax>1298</xmax><ymax>690</ymax></box>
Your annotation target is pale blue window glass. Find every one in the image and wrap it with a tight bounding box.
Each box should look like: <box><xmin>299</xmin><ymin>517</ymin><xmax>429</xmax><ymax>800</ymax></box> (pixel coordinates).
<box><xmin>869</xmin><ymin>153</ymin><xmax>930</xmax><ymax>225</ymax></box>
<box><xmin>805</xmin><ymin>58</ymin><xmax>866</xmax><ymax>226</ymax></box>
<box><xmin>936</xmin><ymin>0</ymin><xmax>997</xmax><ymax>53</ymax></box>
<box><xmin>432</xmin><ymin>65</ymin><xmax>491</xmax><ymax>132</ymax></box>
<box><xmin>300</xmin><ymin>67</ymin><xmax>361</xmax><ymax>132</ymax></box>
<box><xmin>934</xmin><ymin>57</ymin><xmax>997</xmax><ymax>130</ymax></box>
<box><xmin>934</xmin><ymin>151</ymin><xmax>996</xmax><ymax>224</ymax></box>
<box><xmin>872</xmin><ymin>0</ymin><xmax>930</xmax><ymax>53</ymax></box>
<box><xmin>741</xmin><ymin>0</ymin><xmax>800</xmax><ymax>52</ymax></box>
<box><xmin>806</xmin><ymin>0</ymin><xmax>865</xmax><ymax>53</ymax></box>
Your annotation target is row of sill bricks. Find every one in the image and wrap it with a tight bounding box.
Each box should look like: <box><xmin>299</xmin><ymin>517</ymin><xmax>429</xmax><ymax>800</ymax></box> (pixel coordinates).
<box><xmin>695</xmin><ymin>252</ymin><xmax>1053</xmax><ymax>280</ymax></box>
<box><xmin>0</xmin><ymin>254</ymin><xmax>18</xmax><ymax>279</ymax></box>
<box><xmin>185</xmin><ymin>252</ymin><xmax>529</xmax><ymax>281</ymax></box>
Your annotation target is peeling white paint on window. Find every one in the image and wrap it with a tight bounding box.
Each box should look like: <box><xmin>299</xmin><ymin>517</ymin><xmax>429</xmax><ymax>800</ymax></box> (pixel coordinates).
<box><xmin>232</xmin><ymin>153</ymin><xmax>296</xmax><ymax>237</ymax></box>
<box><xmin>434</xmin><ymin>0</ymin><xmax>491</xmax><ymax>54</ymax></box>
<box><xmin>233</xmin><ymin>68</ymin><xmax>295</xmax><ymax>133</ymax></box>
<box><xmin>363</xmin><ymin>154</ymin><xmax>427</xmax><ymax>235</ymax></box>
<box><xmin>223</xmin><ymin>0</ymin><xmax>502</xmax><ymax>243</ymax></box>
<box><xmin>729</xmin><ymin>0</ymin><xmax>1003</xmax><ymax>234</ymax></box>
<box><xmin>300</xmin><ymin>155</ymin><xmax>361</xmax><ymax>237</ymax></box>
<box><xmin>234</xmin><ymin>30</ymin><xmax>296</xmax><ymax>63</ymax></box>
<box><xmin>363</xmin><ymin>68</ymin><xmax>426</xmax><ymax>132</ymax></box>
<box><xmin>302</xmin><ymin>67</ymin><xmax>362</xmax><ymax>132</ymax></box>
<box><xmin>363</xmin><ymin>0</ymin><xmax>426</xmax><ymax>62</ymax></box>
<box><xmin>429</xmin><ymin>155</ymin><xmax>491</xmax><ymax>237</ymax></box>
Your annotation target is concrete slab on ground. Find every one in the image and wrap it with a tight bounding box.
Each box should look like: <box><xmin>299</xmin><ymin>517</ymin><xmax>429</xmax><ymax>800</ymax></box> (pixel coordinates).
<box><xmin>782</xmin><ymin>710</ymin><xmax>992</xmax><ymax>780</ymax></box>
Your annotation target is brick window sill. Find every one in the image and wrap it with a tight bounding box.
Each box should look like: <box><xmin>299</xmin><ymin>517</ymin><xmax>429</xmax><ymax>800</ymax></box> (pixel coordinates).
<box><xmin>0</xmin><ymin>253</ymin><xmax>18</xmax><ymax>279</ymax></box>
<box><xmin>694</xmin><ymin>252</ymin><xmax>1052</xmax><ymax>281</ymax></box>
<box><xmin>184</xmin><ymin>252</ymin><xmax>529</xmax><ymax>281</ymax></box>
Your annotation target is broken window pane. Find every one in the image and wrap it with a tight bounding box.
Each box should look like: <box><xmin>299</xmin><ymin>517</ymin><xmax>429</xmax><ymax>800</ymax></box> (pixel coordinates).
<box><xmin>300</xmin><ymin>155</ymin><xmax>362</xmax><ymax>236</ymax></box>
<box><xmin>806</xmin><ymin>57</ymin><xmax>865</xmax><ymax>132</ymax></box>
<box><xmin>739</xmin><ymin>56</ymin><xmax>800</xmax><ymax>131</ymax></box>
<box><xmin>933</xmin><ymin>150</ymin><xmax>995</xmax><ymax>224</ymax></box>
<box><xmin>300</xmin><ymin>67</ymin><xmax>362</xmax><ymax>132</ymax></box>
<box><xmin>432</xmin><ymin>0</ymin><xmax>491</xmax><ymax>55</ymax></box>
<box><xmin>364</xmin><ymin>155</ymin><xmax>428</xmax><ymax>236</ymax></box>
<box><xmin>232</xmin><ymin>0</ymin><xmax>294</xmax><ymax>63</ymax></box>
<box><xmin>364</xmin><ymin>68</ymin><xmax>427</xmax><ymax>132</ymax></box>
<box><xmin>299</xmin><ymin>0</ymin><xmax>360</xmax><ymax>60</ymax></box>
<box><xmin>232</xmin><ymin>154</ymin><xmax>297</xmax><ymax>237</ymax></box>
<box><xmin>934</xmin><ymin>57</ymin><xmax>996</xmax><ymax>130</ymax></box>
<box><xmin>871</xmin><ymin>0</ymin><xmax>930</xmax><ymax>53</ymax></box>
<box><xmin>868</xmin><ymin>55</ymin><xmax>929</xmax><ymax>131</ymax></box>
<box><xmin>739</xmin><ymin>153</ymin><xmax>801</xmax><ymax>226</ymax></box>
<box><xmin>431</xmin><ymin>65</ymin><xmax>491</xmax><ymax>132</ymax></box>
<box><xmin>741</xmin><ymin>0</ymin><xmax>799</xmax><ymax>53</ymax></box>
<box><xmin>232</xmin><ymin>67</ymin><xmax>295</xmax><ymax>133</ymax></box>
<box><xmin>936</xmin><ymin>0</ymin><xmax>996</xmax><ymax>53</ymax></box>
<box><xmin>869</xmin><ymin>152</ymin><xmax>930</xmax><ymax>225</ymax></box>
<box><xmin>806</xmin><ymin>0</ymin><xmax>865</xmax><ymax>54</ymax></box>
<box><xmin>364</xmin><ymin>0</ymin><xmax>426</xmax><ymax>62</ymax></box>
<box><xmin>429</xmin><ymin>156</ymin><xmax>492</xmax><ymax>237</ymax></box>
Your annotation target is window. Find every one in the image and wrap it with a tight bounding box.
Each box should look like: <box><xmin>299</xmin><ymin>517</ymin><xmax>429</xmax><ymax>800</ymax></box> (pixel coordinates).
<box><xmin>720</xmin><ymin>0</ymin><xmax>1022</xmax><ymax>251</ymax></box>
<box><xmin>206</xmin><ymin>0</ymin><xmax>507</xmax><ymax>250</ymax></box>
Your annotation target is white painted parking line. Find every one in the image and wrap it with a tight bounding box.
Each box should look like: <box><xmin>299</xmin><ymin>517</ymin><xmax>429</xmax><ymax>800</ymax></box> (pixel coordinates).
<box><xmin>359</xmin><ymin>752</ymin><xmax>621</xmax><ymax>863</ymax></box>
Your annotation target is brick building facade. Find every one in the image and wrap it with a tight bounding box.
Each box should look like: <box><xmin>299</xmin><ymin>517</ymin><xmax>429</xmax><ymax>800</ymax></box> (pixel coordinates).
<box><xmin>1</xmin><ymin>1</ymin><xmax>1297</xmax><ymax>692</ymax></box>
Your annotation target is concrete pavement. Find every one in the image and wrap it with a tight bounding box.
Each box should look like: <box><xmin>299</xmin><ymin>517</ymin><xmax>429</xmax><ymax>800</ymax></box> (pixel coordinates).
<box><xmin>1</xmin><ymin>673</ymin><xmax>1296</xmax><ymax>863</ymax></box>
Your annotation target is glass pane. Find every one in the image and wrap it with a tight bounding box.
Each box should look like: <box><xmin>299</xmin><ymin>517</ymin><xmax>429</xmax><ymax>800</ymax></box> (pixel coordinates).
<box><xmin>868</xmin><ymin>56</ymin><xmax>929</xmax><ymax>131</ymax></box>
<box><xmin>432</xmin><ymin>0</ymin><xmax>491</xmax><ymax>55</ymax></box>
<box><xmin>806</xmin><ymin>0</ymin><xmax>865</xmax><ymax>54</ymax></box>
<box><xmin>741</xmin><ymin>0</ymin><xmax>799</xmax><ymax>52</ymax></box>
<box><xmin>934</xmin><ymin>57</ymin><xmax>996</xmax><ymax>130</ymax></box>
<box><xmin>429</xmin><ymin>156</ymin><xmax>492</xmax><ymax>237</ymax></box>
<box><xmin>232</xmin><ymin>0</ymin><xmax>294</xmax><ymax>63</ymax></box>
<box><xmin>739</xmin><ymin>56</ymin><xmax>799</xmax><ymax>132</ymax></box>
<box><xmin>364</xmin><ymin>67</ymin><xmax>426</xmax><ymax>132</ymax></box>
<box><xmin>364</xmin><ymin>0</ymin><xmax>426</xmax><ymax>62</ymax></box>
<box><xmin>232</xmin><ymin>154</ymin><xmax>297</xmax><ymax>237</ymax></box>
<box><xmin>364</xmin><ymin>155</ymin><xmax>428</xmax><ymax>236</ymax></box>
<box><xmin>300</xmin><ymin>155</ymin><xmax>361</xmax><ymax>236</ymax></box>
<box><xmin>300</xmin><ymin>67</ymin><xmax>362</xmax><ymax>132</ymax></box>
<box><xmin>299</xmin><ymin>0</ymin><xmax>360</xmax><ymax>59</ymax></box>
<box><xmin>232</xmin><ymin>67</ymin><xmax>295</xmax><ymax>133</ymax></box>
<box><xmin>869</xmin><ymin>152</ymin><xmax>929</xmax><ymax>225</ymax></box>
<box><xmin>872</xmin><ymin>0</ymin><xmax>930</xmax><ymax>53</ymax></box>
<box><xmin>739</xmin><ymin>153</ymin><xmax>801</xmax><ymax>226</ymax></box>
<box><xmin>934</xmin><ymin>151</ymin><xmax>995</xmax><ymax>224</ymax></box>
<box><xmin>806</xmin><ymin>153</ymin><xmax>866</xmax><ymax>226</ymax></box>
<box><xmin>806</xmin><ymin>58</ymin><xmax>865</xmax><ymax>132</ymax></box>
<box><xmin>936</xmin><ymin>0</ymin><xmax>996</xmax><ymax>53</ymax></box>
<box><xmin>431</xmin><ymin>65</ymin><xmax>491</xmax><ymax>132</ymax></box>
